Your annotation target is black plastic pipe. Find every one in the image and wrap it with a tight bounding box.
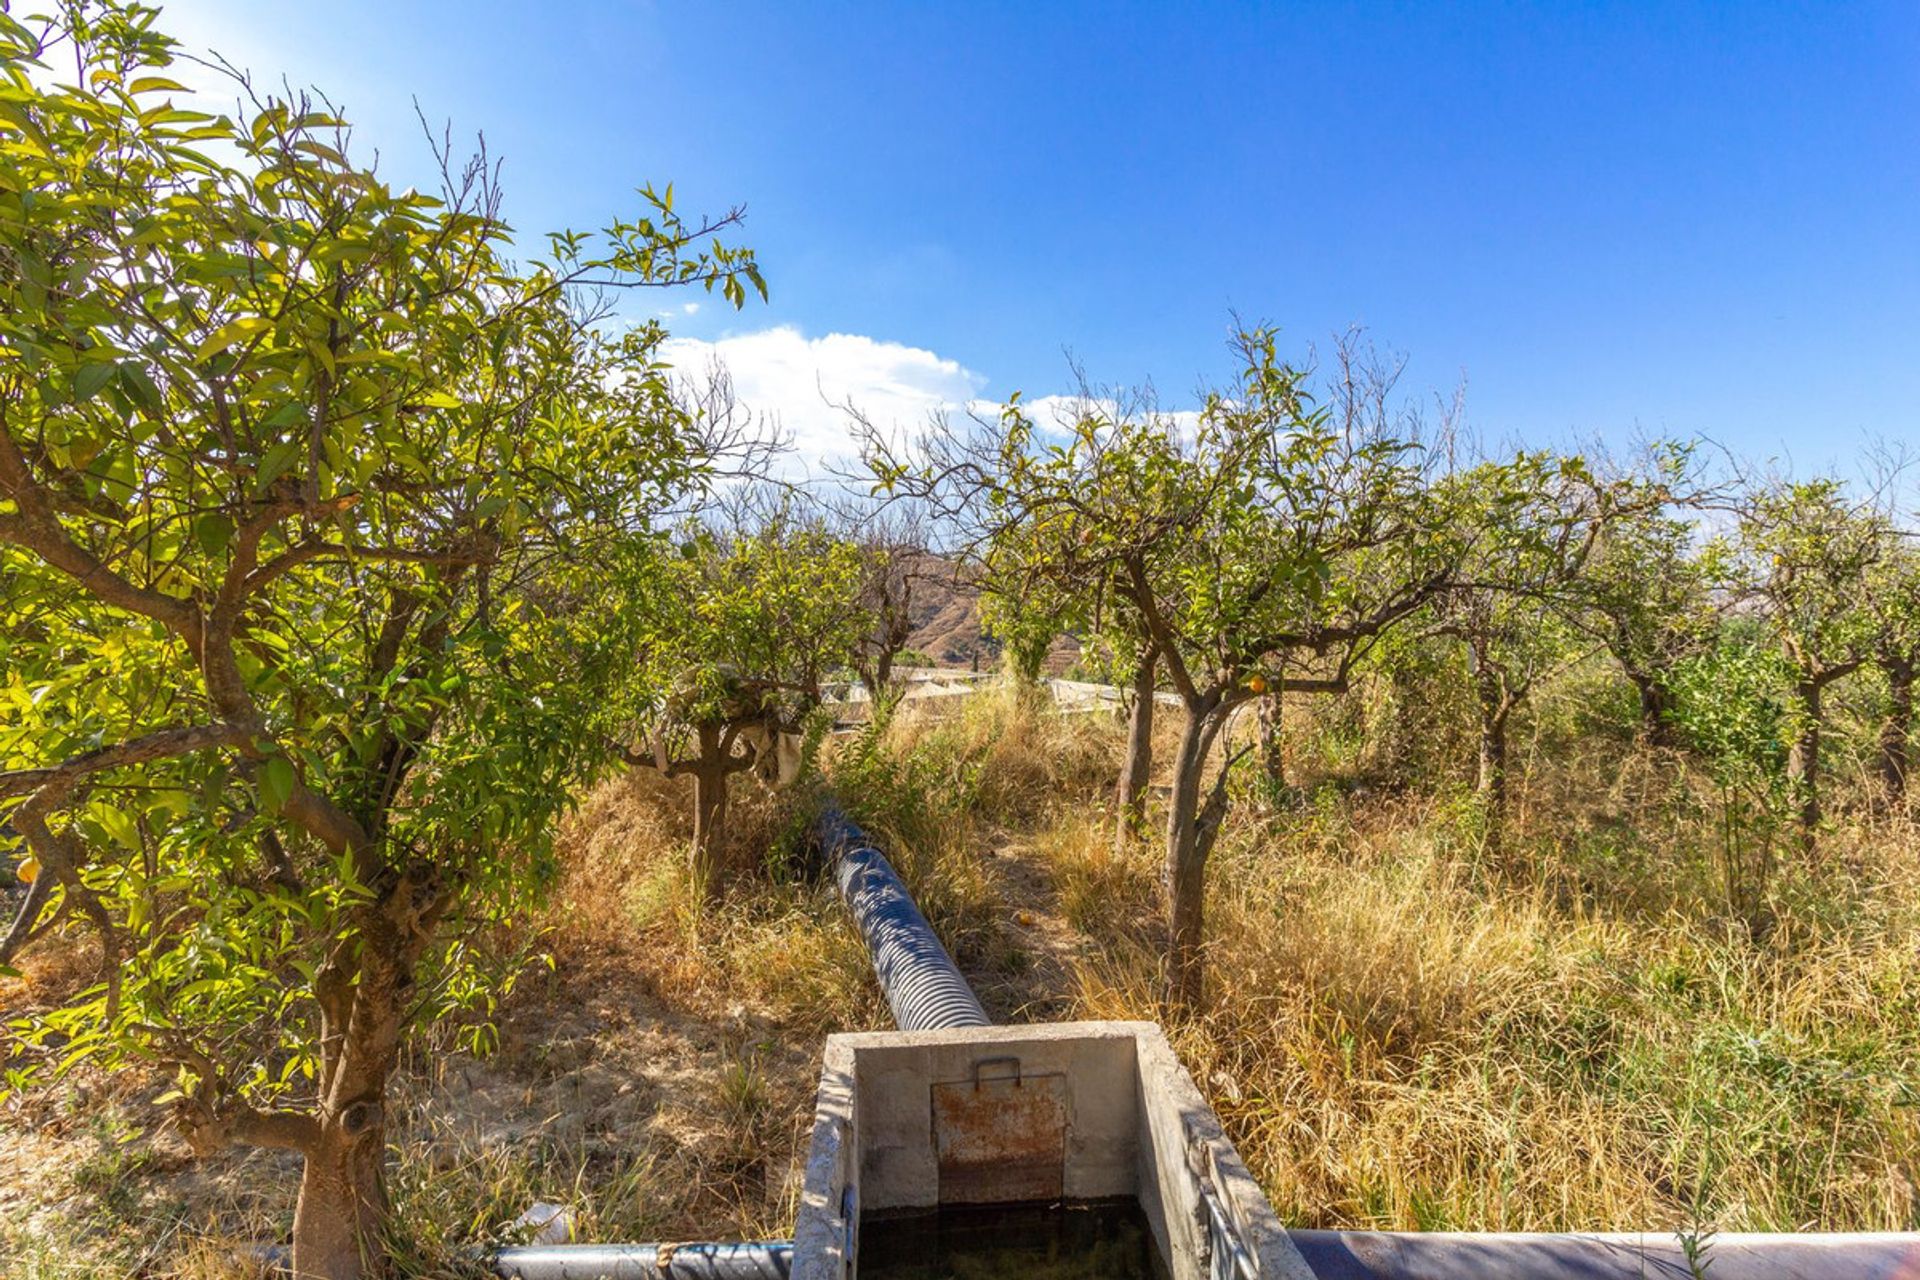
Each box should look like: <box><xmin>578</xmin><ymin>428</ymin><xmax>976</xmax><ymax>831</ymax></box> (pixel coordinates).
<box><xmin>818</xmin><ymin>805</ymin><xmax>991</xmax><ymax>1031</ymax></box>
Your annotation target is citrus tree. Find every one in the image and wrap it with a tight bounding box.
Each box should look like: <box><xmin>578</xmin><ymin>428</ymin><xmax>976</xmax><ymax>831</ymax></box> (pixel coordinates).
<box><xmin>616</xmin><ymin>501</ymin><xmax>866</xmax><ymax>886</ymax></box>
<box><xmin>0</xmin><ymin>7</ymin><xmax>761</xmax><ymax>1276</ymax></box>
<box><xmin>1429</xmin><ymin>452</ymin><xmax>1628</xmax><ymax>847</ymax></box>
<box><xmin>1725</xmin><ymin>479</ymin><xmax>1885</xmax><ymax>845</ymax></box>
<box><xmin>1668</xmin><ymin>630</ymin><xmax>1798</xmax><ymax>922</ymax></box>
<box><xmin>1572</xmin><ymin>454</ymin><xmax>1714</xmax><ymax>746</ymax></box>
<box><xmin>876</xmin><ymin>331</ymin><xmax>1456</xmax><ymax>1004</ymax></box>
<box><xmin>1864</xmin><ymin>537</ymin><xmax>1920</xmax><ymax>806</ymax></box>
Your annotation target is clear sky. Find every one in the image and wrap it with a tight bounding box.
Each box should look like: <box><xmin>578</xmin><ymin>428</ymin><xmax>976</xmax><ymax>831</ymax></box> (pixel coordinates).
<box><xmin>151</xmin><ymin>1</ymin><xmax>1919</xmax><ymax>470</ymax></box>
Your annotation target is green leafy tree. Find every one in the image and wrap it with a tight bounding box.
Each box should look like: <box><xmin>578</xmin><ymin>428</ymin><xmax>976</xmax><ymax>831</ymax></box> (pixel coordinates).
<box><xmin>876</xmin><ymin>332</ymin><xmax>1455</xmax><ymax>1004</ymax></box>
<box><xmin>1573</xmin><ymin>453</ymin><xmax>1714</xmax><ymax>746</ymax></box>
<box><xmin>978</xmin><ymin>578</ymin><xmax>1070</xmax><ymax>683</ymax></box>
<box><xmin>0</xmin><ymin>8</ymin><xmax>760</xmax><ymax>1276</ymax></box>
<box><xmin>1863</xmin><ymin>538</ymin><xmax>1920</xmax><ymax>806</ymax></box>
<box><xmin>1725</xmin><ymin>480</ymin><xmax>1886</xmax><ymax>845</ymax></box>
<box><xmin>1429</xmin><ymin>452</ymin><xmax>1630</xmax><ymax>849</ymax></box>
<box><xmin>616</xmin><ymin>502</ymin><xmax>865</xmax><ymax>886</ymax></box>
<box><xmin>1668</xmin><ymin>632</ymin><xmax>1798</xmax><ymax>923</ymax></box>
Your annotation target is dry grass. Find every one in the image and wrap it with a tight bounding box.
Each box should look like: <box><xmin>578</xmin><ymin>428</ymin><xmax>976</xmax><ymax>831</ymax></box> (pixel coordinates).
<box><xmin>0</xmin><ymin>767</ymin><xmax>888</xmax><ymax>1277</ymax></box>
<box><xmin>5</xmin><ymin>674</ymin><xmax>1916</xmax><ymax>1275</ymax></box>
<box><xmin>938</xmin><ymin>687</ymin><xmax>1920</xmax><ymax>1235</ymax></box>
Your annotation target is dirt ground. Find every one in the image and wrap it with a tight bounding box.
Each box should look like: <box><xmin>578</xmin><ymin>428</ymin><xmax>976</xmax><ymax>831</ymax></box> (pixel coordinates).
<box><xmin>0</xmin><ymin>766</ymin><xmax>1082</xmax><ymax>1277</ymax></box>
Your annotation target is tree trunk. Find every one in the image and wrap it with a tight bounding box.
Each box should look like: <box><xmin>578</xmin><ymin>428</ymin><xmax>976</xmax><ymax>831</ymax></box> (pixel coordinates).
<box><xmin>1474</xmin><ymin>671</ymin><xmax>1511</xmax><ymax>855</ymax></box>
<box><xmin>1114</xmin><ymin>651</ymin><xmax>1157</xmax><ymax>850</ymax></box>
<box><xmin>1881</xmin><ymin>656</ymin><xmax>1912</xmax><ymax>807</ymax></box>
<box><xmin>1257</xmin><ymin>689</ymin><xmax>1285</xmax><ymax>791</ymax></box>
<box><xmin>292</xmin><ymin>875</ymin><xmax>438</xmax><ymax>1279</ymax></box>
<box><xmin>1630</xmin><ymin>670</ymin><xmax>1676</xmax><ymax>748</ymax></box>
<box><xmin>292</xmin><ymin>1118</ymin><xmax>387</xmax><ymax>1280</ymax></box>
<box><xmin>1164</xmin><ymin>702</ymin><xmax>1225</xmax><ymax>1008</ymax></box>
<box><xmin>1787</xmin><ymin>678</ymin><xmax>1822</xmax><ymax>847</ymax></box>
<box><xmin>858</xmin><ymin>651</ymin><xmax>899</xmax><ymax>712</ymax></box>
<box><xmin>690</xmin><ymin>733</ymin><xmax>730</xmax><ymax>892</ymax></box>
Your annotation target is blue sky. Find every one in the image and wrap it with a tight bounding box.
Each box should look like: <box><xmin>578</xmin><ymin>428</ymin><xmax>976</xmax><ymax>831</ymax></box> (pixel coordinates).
<box><xmin>155</xmin><ymin>2</ymin><xmax>1919</xmax><ymax>469</ymax></box>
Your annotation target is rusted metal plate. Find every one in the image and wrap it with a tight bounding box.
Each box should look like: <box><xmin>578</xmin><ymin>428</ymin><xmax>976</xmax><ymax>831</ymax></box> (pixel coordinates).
<box><xmin>931</xmin><ymin>1067</ymin><xmax>1068</xmax><ymax>1204</ymax></box>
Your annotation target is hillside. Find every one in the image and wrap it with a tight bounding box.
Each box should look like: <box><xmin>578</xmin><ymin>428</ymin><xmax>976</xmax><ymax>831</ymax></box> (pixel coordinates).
<box><xmin>902</xmin><ymin>556</ymin><xmax>1083</xmax><ymax>675</ymax></box>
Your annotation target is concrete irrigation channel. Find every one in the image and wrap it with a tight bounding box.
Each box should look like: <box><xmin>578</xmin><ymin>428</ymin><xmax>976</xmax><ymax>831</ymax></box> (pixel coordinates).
<box><xmin>256</xmin><ymin>805</ymin><xmax>1920</xmax><ymax>1278</ymax></box>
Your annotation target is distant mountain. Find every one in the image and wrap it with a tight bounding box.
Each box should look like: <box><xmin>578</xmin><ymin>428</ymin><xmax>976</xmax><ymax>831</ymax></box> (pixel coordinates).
<box><xmin>901</xmin><ymin>555</ymin><xmax>1081</xmax><ymax>675</ymax></box>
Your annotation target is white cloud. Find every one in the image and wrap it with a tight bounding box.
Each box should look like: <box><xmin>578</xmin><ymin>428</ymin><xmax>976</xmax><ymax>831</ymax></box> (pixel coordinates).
<box><xmin>659</xmin><ymin>326</ymin><xmax>988</xmax><ymax>474</ymax></box>
<box><xmin>657</xmin><ymin>325</ymin><xmax>1208</xmax><ymax>479</ymax></box>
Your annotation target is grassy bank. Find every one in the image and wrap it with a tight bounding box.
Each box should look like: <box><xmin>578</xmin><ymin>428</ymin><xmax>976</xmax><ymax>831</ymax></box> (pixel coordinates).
<box><xmin>840</xmin><ymin>683</ymin><xmax>1920</xmax><ymax>1233</ymax></box>
<box><xmin>5</xmin><ymin>681</ymin><xmax>1915</xmax><ymax>1276</ymax></box>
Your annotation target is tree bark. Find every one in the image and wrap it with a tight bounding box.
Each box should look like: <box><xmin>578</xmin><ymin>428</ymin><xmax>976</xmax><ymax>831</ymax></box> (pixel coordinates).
<box><xmin>1474</xmin><ymin>670</ymin><xmax>1512</xmax><ymax>856</ymax></box>
<box><xmin>292</xmin><ymin>1116</ymin><xmax>387</xmax><ymax>1280</ymax></box>
<box><xmin>1881</xmin><ymin>656</ymin><xmax>1913</xmax><ymax>807</ymax></box>
<box><xmin>1787</xmin><ymin>678</ymin><xmax>1822</xmax><ymax>847</ymax></box>
<box><xmin>690</xmin><ymin>728</ymin><xmax>730</xmax><ymax>891</ymax></box>
<box><xmin>1164</xmin><ymin>700</ymin><xmax>1228</xmax><ymax>1008</ymax></box>
<box><xmin>1114</xmin><ymin>650</ymin><xmax>1157</xmax><ymax>851</ymax></box>
<box><xmin>1629</xmin><ymin>669</ymin><xmax>1676</xmax><ymax>748</ymax></box>
<box><xmin>857</xmin><ymin>651</ymin><xmax>898</xmax><ymax>711</ymax></box>
<box><xmin>291</xmin><ymin>872</ymin><xmax>441</xmax><ymax>1279</ymax></box>
<box><xmin>1257</xmin><ymin>688</ymin><xmax>1285</xmax><ymax>791</ymax></box>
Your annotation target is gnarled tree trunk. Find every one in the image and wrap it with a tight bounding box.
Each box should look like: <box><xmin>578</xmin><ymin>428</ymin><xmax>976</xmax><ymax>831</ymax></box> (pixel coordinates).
<box><xmin>1473</xmin><ymin>667</ymin><xmax>1514</xmax><ymax>857</ymax></box>
<box><xmin>1164</xmin><ymin>698</ymin><xmax>1234</xmax><ymax>1008</ymax></box>
<box><xmin>292</xmin><ymin>871</ymin><xmax>443</xmax><ymax>1279</ymax></box>
<box><xmin>1114</xmin><ymin>649</ymin><xmax>1157</xmax><ymax>850</ymax></box>
<box><xmin>1787</xmin><ymin>678</ymin><xmax>1822</xmax><ymax>847</ymax></box>
<box><xmin>690</xmin><ymin>723</ymin><xmax>732</xmax><ymax>890</ymax></box>
<box><xmin>1257</xmin><ymin>688</ymin><xmax>1285</xmax><ymax>791</ymax></box>
<box><xmin>1881</xmin><ymin>655</ymin><xmax>1913</xmax><ymax>808</ymax></box>
<box><xmin>1628</xmin><ymin>669</ymin><xmax>1676</xmax><ymax>748</ymax></box>
<box><xmin>293</xmin><ymin>1114</ymin><xmax>388</xmax><ymax>1280</ymax></box>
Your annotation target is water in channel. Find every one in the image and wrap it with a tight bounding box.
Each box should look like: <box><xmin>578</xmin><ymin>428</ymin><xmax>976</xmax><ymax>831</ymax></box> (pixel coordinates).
<box><xmin>857</xmin><ymin>1197</ymin><xmax>1171</xmax><ymax>1280</ymax></box>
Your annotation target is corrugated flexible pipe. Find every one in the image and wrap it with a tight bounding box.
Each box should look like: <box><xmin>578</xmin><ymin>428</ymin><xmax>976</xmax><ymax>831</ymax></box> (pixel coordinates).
<box><xmin>817</xmin><ymin>804</ymin><xmax>992</xmax><ymax>1031</ymax></box>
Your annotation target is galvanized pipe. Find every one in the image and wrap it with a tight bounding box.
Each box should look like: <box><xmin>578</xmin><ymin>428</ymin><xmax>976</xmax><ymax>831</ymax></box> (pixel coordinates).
<box><xmin>489</xmin><ymin>1241</ymin><xmax>793</xmax><ymax>1279</ymax></box>
<box><xmin>1284</xmin><ymin>1229</ymin><xmax>1920</xmax><ymax>1279</ymax></box>
<box><xmin>262</xmin><ymin>1241</ymin><xmax>792</xmax><ymax>1280</ymax></box>
<box><xmin>819</xmin><ymin>805</ymin><xmax>992</xmax><ymax>1030</ymax></box>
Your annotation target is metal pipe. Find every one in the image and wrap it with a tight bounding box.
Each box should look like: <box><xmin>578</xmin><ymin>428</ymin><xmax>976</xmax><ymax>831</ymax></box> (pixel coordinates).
<box><xmin>489</xmin><ymin>1241</ymin><xmax>793</xmax><ymax>1279</ymax></box>
<box><xmin>262</xmin><ymin>1241</ymin><xmax>794</xmax><ymax>1280</ymax></box>
<box><xmin>1284</xmin><ymin>1229</ymin><xmax>1920</xmax><ymax>1280</ymax></box>
<box><xmin>819</xmin><ymin>805</ymin><xmax>991</xmax><ymax>1030</ymax></box>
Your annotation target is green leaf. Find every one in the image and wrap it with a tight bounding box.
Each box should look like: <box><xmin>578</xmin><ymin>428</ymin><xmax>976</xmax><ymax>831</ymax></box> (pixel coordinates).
<box><xmin>261</xmin><ymin>757</ymin><xmax>295</xmax><ymax>813</ymax></box>
<box><xmin>194</xmin><ymin>316</ymin><xmax>273</xmax><ymax>363</ymax></box>
<box><xmin>121</xmin><ymin>362</ymin><xmax>164</xmax><ymax>413</ymax></box>
<box><xmin>194</xmin><ymin>513</ymin><xmax>235</xmax><ymax>557</ymax></box>
<box><xmin>254</xmin><ymin>440</ymin><xmax>302</xmax><ymax>494</ymax></box>
<box><xmin>73</xmin><ymin>363</ymin><xmax>117</xmax><ymax>402</ymax></box>
<box><xmin>95</xmin><ymin>806</ymin><xmax>140</xmax><ymax>853</ymax></box>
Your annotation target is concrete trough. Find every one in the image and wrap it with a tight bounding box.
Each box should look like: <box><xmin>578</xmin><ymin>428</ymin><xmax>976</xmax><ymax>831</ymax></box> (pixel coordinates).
<box><xmin>789</xmin><ymin>1020</ymin><xmax>1313</xmax><ymax>1280</ymax></box>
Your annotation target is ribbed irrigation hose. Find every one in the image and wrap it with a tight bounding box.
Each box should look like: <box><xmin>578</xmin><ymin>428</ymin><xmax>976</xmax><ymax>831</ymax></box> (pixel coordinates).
<box><xmin>817</xmin><ymin>805</ymin><xmax>992</xmax><ymax>1031</ymax></box>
